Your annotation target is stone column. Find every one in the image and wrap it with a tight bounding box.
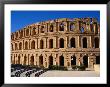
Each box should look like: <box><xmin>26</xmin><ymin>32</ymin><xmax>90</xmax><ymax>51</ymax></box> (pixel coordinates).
<box><xmin>88</xmin><ymin>56</ymin><xmax>96</xmax><ymax>69</ymax></box>
<box><xmin>87</xmin><ymin>36</ymin><xmax>91</xmax><ymax>48</ymax></box>
<box><xmin>90</xmin><ymin>36</ymin><xmax>92</xmax><ymax>48</ymax></box>
<box><xmin>53</xmin><ymin>37</ymin><xmax>56</xmax><ymax>48</ymax></box>
<box><xmin>35</xmin><ymin>39</ymin><xmax>37</xmax><ymax>49</ymax></box>
<box><xmin>66</xmin><ymin>36</ymin><xmax>68</xmax><ymax>48</ymax></box>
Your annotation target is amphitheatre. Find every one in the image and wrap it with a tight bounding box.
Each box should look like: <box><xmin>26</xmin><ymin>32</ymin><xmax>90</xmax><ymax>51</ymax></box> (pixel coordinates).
<box><xmin>11</xmin><ymin>17</ymin><xmax>100</xmax><ymax>77</ymax></box>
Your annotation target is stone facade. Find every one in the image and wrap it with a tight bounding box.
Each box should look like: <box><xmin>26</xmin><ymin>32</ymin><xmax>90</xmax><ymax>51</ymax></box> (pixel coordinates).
<box><xmin>11</xmin><ymin>18</ymin><xmax>100</xmax><ymax>69</ymax></box>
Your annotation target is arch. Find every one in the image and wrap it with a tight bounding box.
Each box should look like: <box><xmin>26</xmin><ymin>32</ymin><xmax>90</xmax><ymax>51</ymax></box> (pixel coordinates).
<box><xmin>20</xmin><ymin>30</ymin><xmax>23</xmax><ymax>38</ymax></box>
<box><xmin>25</xmin><ymin>41</ymin><xmax>28</xmax><ymax>50</ymax></box>
<box><xmin>96</xmin><ymin>56</ymin><xmax>100</xmax><ymax>64</ymax></box>
<box><xmin>18</xmin><ymin>55</ymin><xmax>20</xmax><ymax>64</ymax></box>
<box><xmin>40</xmin><ymin>39</ymin><xmax>44</xmax><ymax>49</ymax></box>
<box><xmin>49</xmin><ymin>39</ymin><xmax>53</xmax><ymax>48</ymax></box>
<box><xmin>11</xmin><ymin>43</ymin><xmax>13</xmax><ymax>50</ymax></box>
<box><xmin>23</xmin><ymin>55</ymin><xmax>27</xmax><ymax>65</ymax></box>
<box><xmin>26</xmin><ymin>29</ymin><xmax>29</xmax><ymax>36</ymax></box>
<box><xmin>59</xmin><ymin>55</ymin><xmax>64</xmax><ymax>66</ymax></box>
<box><xmin>71</xmin><ymin>55</ymin><xmax>76</xmax><ymax>65</ymax></box>
<box><xmin>32</xmin><ymin>28</ymin><xmax>36</xmax><ymax>35</ymax></box>
<box><xmin>39</xmin><ymin>55</ymin><xmax>43</xmax><ymax>66</ymax></box>
<box><xmin>49</xmin><ymin>55</ymin><xmax>53</xmax><ymax>66</ymax></box>
<box><xmin>81</xmin><ymin>27</ymin><xmax>84</xmax><ymax>33</ymax></box>
<box><xmin>83</xmin><ymin>37</ymin><xmax>87</xmax><ymax>48</ymax></box>
<box><xmin>15</xmin><ymin>43</ymin><xmax>17</xmax><ymax>50</ymax></box>
<box><xmin>83</xmin><ymin>55</ymin><xmax>88</xmax><ymax>67</ymax></box>
<box><xmin>41</xmin><ymin>26</ymin><xmax>44</xmax><ymax>33</ymax></box>
<box><xmin>59</xmin><ymin>38</ymin><xmax>64</xmax><ymax>48</ymax></box>
<box><xmin>30</xmin><ymin>55</ymin><xmax>34</xmax><ymax>66</ymax></box>
<box><xmin>49</xmin><ymin>24</ymin><xmax>54</xmax><ymax>32</ymax></box>
<box><xmin>13</xmin><ymin>55</ymin><xmax>15</xmax><ymax>64</ymax></box>
<box><xmin>90</xmin><ymin>24</ymin><xmax>94</xmax><ymax>32</ymax></box>
<box><xmin>59</xmin><ymin>23</ymin><xmax>64</xmax><ymax>31</ymax></box>
<box><xmin>70</xmin><ymin>23</ymin><xmax>75</xmax><ymax>31</ymax></box>
<box><xmin>94</xmin><ymin>37</ymin><xmax>99</xmax><ymax>48</ymax></box>
<box><xmin>19</xmin><ymin>42</ymin><xmax>22</xmax><ymax>50</ymax></box>
<box><xmin>31</xmin><ymin>40</ymin><xmax>35</xmax><ymax>49</ymax></box>
<box><xmin>70</xmin><ymin>38</ymin><xmax>75</xmax><ymax>48</ymax></box>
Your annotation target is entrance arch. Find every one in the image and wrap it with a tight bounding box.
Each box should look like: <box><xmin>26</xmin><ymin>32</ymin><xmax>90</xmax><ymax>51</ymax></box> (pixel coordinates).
<box><xmin>39</xmin><ymin>55</ymin><xmax>43</xmax><ymax>66</ymax></box>
<box><xmin>94</xmin><ymin>37</ymin><xmax>99</xmax><ymax>48</ymax></box>
<box><xmin>96</xmin><ymin>56</ymin><xmax>100</xmax><ymax>64</ymax></box>
<box><xmin>59</xmin><ymin>55</ymin><xmax>64</xmax><ymax>66</ymax></box>
<box><xmin>83</xmin><ymin>37</ymin><xmax>87</xmax><ymax>48</ymax></box>
<box><xmin>49</xmin><ymin>55</ymin><xmax>53</xmax><ymax>66</ymax></box>
<box><xmin>24</xmin><ymin>55</ymin><xmax>27</xmax><ymax>65</ymax></box>
<box><xmin>31</xmin><ymin>40</ymin><xmax>35</xmax><ymax>49</ymax></box>
<box><xmin>30</xmin><ymin>55</ymin><xmax>34</xmax><ymax>66</ymax></box>
<box><xmin>70</xmin><ymin>38</ymin><xmax>75</xmax><ymax>48</ymax></box>
<box><xmin>18</xmin><ymin>55</ymin><xmax>20</xmax><ymax>64</ymax></box>
<box><xmin>25</xmin><ymin>41</ymin><xmax>28</xmax><ymax>50</ymax></box>
<box><xmin>83</xmin><ymin>55</ymin><xmax>88</xmax><ymax>67</ymax></box>
<box><xmin>59</xmin><ymin>38</ymin><xmax>64</xmax><ymax>48</ymax></box>
<box><xmin>71</xmin><ymin>55</ymin><xmax>76</xmax><ymax>65</ymax></box>
<box><xmin>49</xmin><ymin>39</ymin><xmax>53</xmax><ymax>48</ymax></box>
<box><xmin>40</xmin><ymin>40</ymin><xmax>44</xmax><ymax>49</ymax></box>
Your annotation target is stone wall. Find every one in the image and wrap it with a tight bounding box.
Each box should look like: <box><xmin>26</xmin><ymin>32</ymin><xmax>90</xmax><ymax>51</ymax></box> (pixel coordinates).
<box><xmin>11</xmin><ymin>18</ymin><xmax>100</xmax><ymax>69</ymax></box>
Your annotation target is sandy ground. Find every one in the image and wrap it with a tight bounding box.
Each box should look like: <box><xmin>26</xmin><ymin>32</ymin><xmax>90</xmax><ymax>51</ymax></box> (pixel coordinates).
<box><xmin>39</xmin><ymin>70</ymin><xmax>100</xmax><ymax>77</ymax></box>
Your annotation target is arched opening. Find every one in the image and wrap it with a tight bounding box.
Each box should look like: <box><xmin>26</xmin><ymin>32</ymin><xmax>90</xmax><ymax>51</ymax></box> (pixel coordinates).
<box><xmin>81</xmin><ymin>27</ymin><xmax>84</xmax><ymax>33</ymax></box>
<box><xmin>20</xmin><ymin>30</ymin><xmax>23</xmax><ymax>38</ymax></box>
<box><xmin>71</xmin><ymin>55</ymin><xmax>76</xmax><ymax>65</ymax></box>
<box><xmin>94</xmin><ymin>37</ymin><xmax>99</xmax><ymax>48</ymax></box>
<box><xmin>49</xmin><ymin>24</ymin><xmax>54</xmax><ymax>32</ymax></box>
<box><xmin>83</xmin><ymin>37</ymin><xmax>87</xmax><ymax>48</ymax></box>
<box><xmin>11</xmin><ymin>43</ymin><xmax>13</xmax><ymax>50</ymax></box>
<box><xmin>31</xmin><ymin>40</ymin><xmax>35</xmax><ymax>49</ymax></box>
<box><xmin>15</xmin><ymin>43</ymin><xmax>17</xmax><ymax>50</ymax></box>
<box><xmin>26</xmin><ymin>29</ymin><xmax>29</xmax><ymax>36</ymax></box>
<box><xmin>15</xmin><ymin>32</ymin><xmax>18</xmax><ymax>39</ymax></box>
<box><xmin>39</xmin><ymin>55</ymin><xmax>43</xmax><ymax>66</ymax></box>
<box><xmin>70</xmin><ymin>38</ymin><xmax>75</xmax><ymax>48</ymax></box>
<box><xmin>40</xmin><ymin>40</ymin><xmax>44</xmax><ymax>49</ymax></box>
<box><xmin>24</xmin><ymin>55</ymin><xmax>27</xmax><ymax>65</ymax></box>
<box><xmin>70</xmin><ymin>23</ymin><xmax>75</xmax><ymax>31</ymax></box>
<box><xmin>32</xmin><ymin>27</ymin><xmax>36</xmax><ymax>35</ymax></box>
<box><xmin>83</xmin><ymin>55</ymin><xmax>88</xmax><ymax>67</ymax></box>
<box><xmin>59</xmin><ymin>38</ymin><xmax>64</xmax><ymax>48</ymax></box>
<box><xmin>25</xmin><ymin>41</ymin><xmax>28</xmax><ymax>50</ymax></box>
<box><xmin>96</xmin><ymin>56</ymin><xmax>100</xmax><ymax>64</ymax></box>
<box><xmin>59</xmin><ymin>23</ymin><xmax>64</xmax><ymax>31</ymax></box>
<box><xmin>19</xmin><ymin>42</ymin><xmax>22</xmax><ymax>50</ymax></box>
<box><xmin>90</xmin><ymin>24</ymin><xmax>94</xmax><ymax>32</ymax></box>
<box><xmin>30</xmin><ymin>55</ymin><xmax>34</xmax><ymax>66</ymax></box>
<box><xmin>41</xmin><ymin>26</ymin><xmax>44</xmax><ymax>33</ymax></box>
<box><xmin>49</xmin><ymin>39</ymin><xmax>53</xmax><ymax>48</ymax></box>
<box><xmin>59</xmin><ymin>55</ymin><xmax>64</xmax><ymax>66</ymax></box>
<box><xmin>49</xmin><ymin>55</ymin><xmax>53</xmax><ymax>66</ymax></box>
<box><xmin>13</xmin><ymin>56</ymin><xmax>15</xmax><ymax>64</ymax></box>
<box><xmin>18</xmin><ymin>55</ymin><xmax>20</xmax><ymax>64</ymax></box>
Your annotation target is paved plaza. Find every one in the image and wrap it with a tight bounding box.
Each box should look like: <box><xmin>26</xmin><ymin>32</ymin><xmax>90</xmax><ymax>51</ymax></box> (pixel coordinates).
<box><xmin>39</xmin><ymin>70</ymin><xmax>100</xmax><ymax>77</ymax></box>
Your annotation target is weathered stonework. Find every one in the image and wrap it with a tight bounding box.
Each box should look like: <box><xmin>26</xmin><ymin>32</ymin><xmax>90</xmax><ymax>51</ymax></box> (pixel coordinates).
<box><xmin>11</xmin><ymin>18</ymin><xmax>100</xmax><ymax>69</ymax></box>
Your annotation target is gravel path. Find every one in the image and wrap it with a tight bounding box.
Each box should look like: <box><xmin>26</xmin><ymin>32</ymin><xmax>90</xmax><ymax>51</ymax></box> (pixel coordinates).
<box><xmin>39</xmin><ymin>70</ymin><xmax>100</xmax><ymax>77</ymax></box>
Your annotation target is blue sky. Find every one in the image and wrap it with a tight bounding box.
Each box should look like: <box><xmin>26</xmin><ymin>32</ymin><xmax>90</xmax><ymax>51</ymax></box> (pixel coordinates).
<box><xmin>11</xmin><ymin>11</ymin><xmax>100</xmax><ymax>33</ymax></box>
